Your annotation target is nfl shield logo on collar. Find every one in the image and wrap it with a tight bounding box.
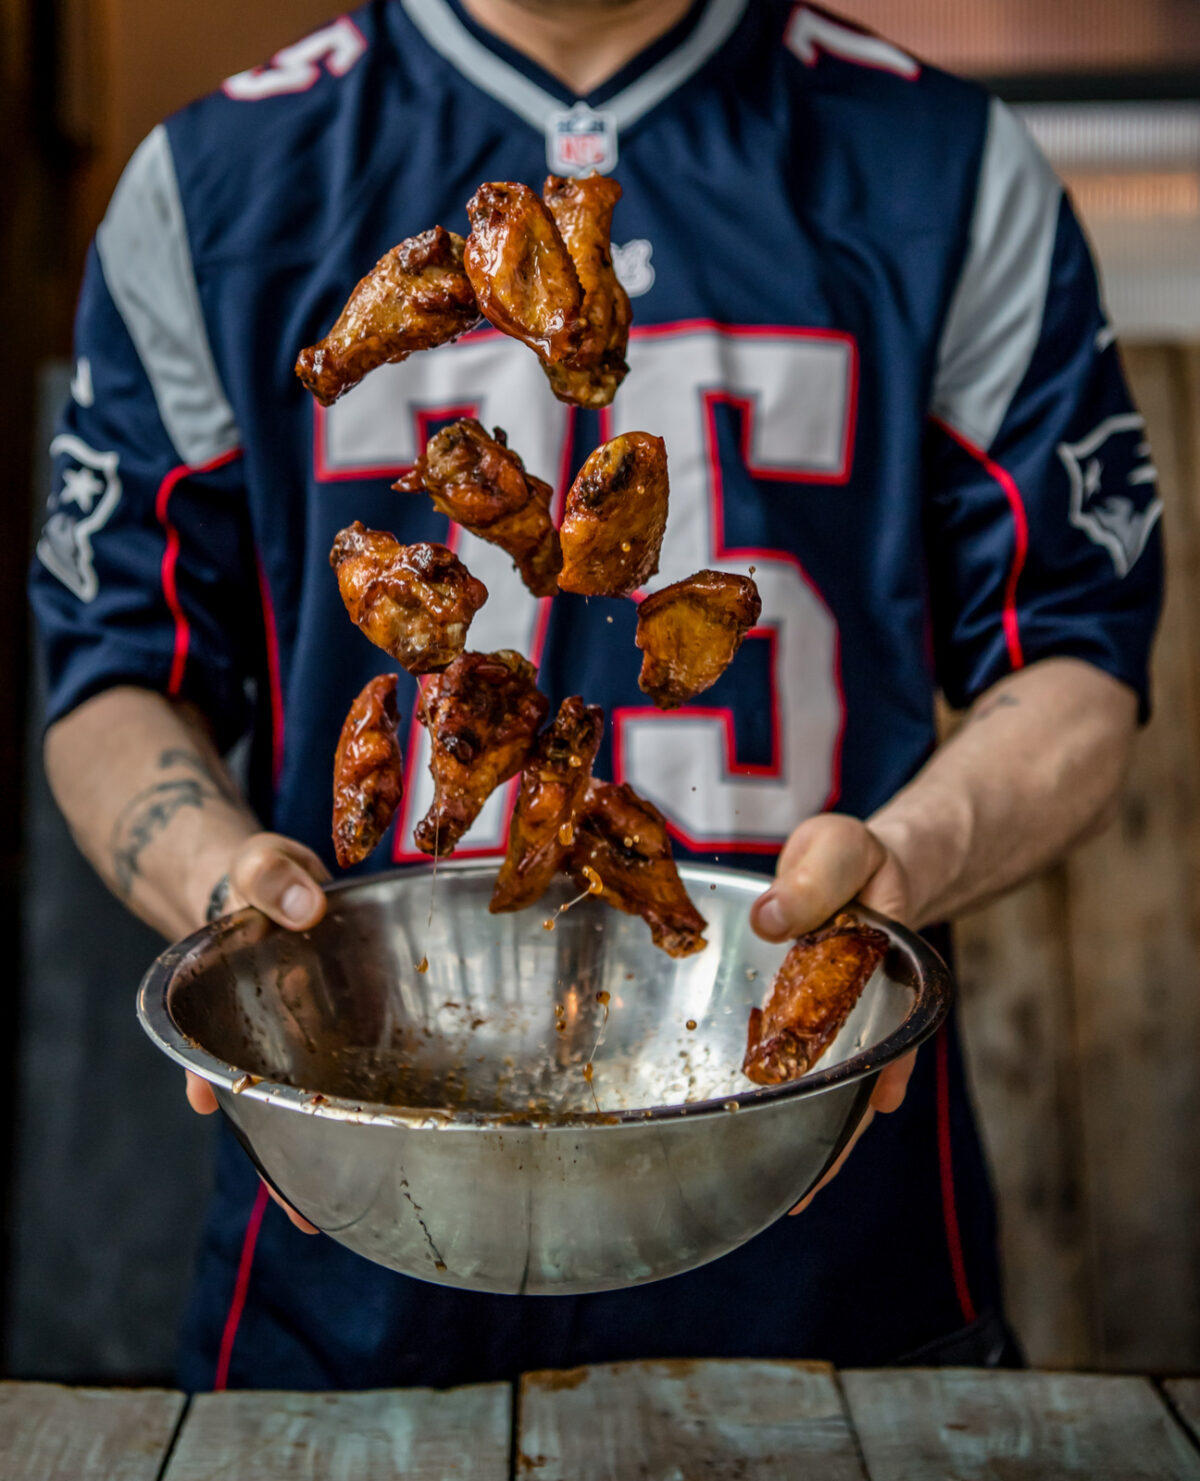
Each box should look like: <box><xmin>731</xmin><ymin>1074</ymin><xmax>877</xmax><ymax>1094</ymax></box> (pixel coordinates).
<box><xmin>546</xmin><ymin>101</ymin><xmax>619</xmax><ymax>176</ymax></box>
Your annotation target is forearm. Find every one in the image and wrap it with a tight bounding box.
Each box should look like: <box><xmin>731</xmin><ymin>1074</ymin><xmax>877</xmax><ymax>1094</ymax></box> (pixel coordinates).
<box><xmin>44</xmin><ymin>686</ymin><xmax>261</xmax><ymax>939</ymax></box>
<box><xmin>869</xmin><ymin>657</ymin><xmax>1138</xmax><ymax>929</ymax></box>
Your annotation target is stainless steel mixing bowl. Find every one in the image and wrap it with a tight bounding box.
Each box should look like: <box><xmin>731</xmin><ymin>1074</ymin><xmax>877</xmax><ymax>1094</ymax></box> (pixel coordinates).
<box><xmin>137</xmin><ymin>862</ymin><xmax>952</xmax><ymax>1294</ymax></box>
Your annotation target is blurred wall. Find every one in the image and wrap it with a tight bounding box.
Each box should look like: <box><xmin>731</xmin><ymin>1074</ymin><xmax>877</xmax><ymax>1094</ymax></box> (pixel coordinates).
<box><xmin>6</xmin><ymin>0</ymin><xmax>1200</xmax><ymax>1380</ymax></box>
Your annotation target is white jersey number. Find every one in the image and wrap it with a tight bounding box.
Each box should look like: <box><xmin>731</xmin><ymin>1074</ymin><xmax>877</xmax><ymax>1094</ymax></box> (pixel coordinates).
<box><xmin>224</xmin><ymin>18</ymin><xmax>367</xmax><ymax>102</ymax></box>
<box><xmin>318</xmin><ymin>323</ymin><xmax>856</xmax><ymax>857</ymax></box>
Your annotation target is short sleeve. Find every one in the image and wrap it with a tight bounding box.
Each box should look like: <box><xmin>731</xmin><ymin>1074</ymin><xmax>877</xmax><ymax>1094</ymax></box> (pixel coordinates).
<box><xmin>29</xmin><ymin>127</ymin><xmax>256</xmax><ymax>748</ymax></box>
<box><xmin>925</xmin><ymin>98</ymin><xmax>1163</xmax><ymax>718</ymax></box>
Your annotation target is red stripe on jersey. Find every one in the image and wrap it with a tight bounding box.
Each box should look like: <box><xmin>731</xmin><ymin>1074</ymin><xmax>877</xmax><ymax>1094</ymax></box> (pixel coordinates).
<box><xmin>155</xmin><ymin>448</ymin><xmax>243</xmax><ymax>697</ymax></box>
<box><xmin>936</xmin><ymin>1024</ymin><xmax>978</xmax><ymax>1326</ymax></box>
<box><xmin>256</xmin><ymin>555</ymin><xmax>286</xmax><ymax>788</ymax></box>
<box><xmin>930</xmin><ymin>418</ymin><xmax>1029</xmax><ymax>672</ymax></box>
<box><xmin>213</xmin><ymin>1182</ymin><xmax>269</xmax><ymax>1391</ymax></box>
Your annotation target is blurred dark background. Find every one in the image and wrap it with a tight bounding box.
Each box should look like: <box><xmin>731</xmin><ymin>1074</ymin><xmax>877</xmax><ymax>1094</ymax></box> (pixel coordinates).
<box><xmin>1</xmin><ymin>0</ymin><xmax>1198</xmax><ymax>1382</ymax></box>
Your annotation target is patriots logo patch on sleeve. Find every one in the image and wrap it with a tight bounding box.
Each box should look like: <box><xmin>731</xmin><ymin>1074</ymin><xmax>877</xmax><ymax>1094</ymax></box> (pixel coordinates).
<box><xmin>37</xmin><ymin>435</ymin><xmax>122</xmax><ymax>602</ymax></box>
<box><xmin>1059</xmin><ymin>414</ymin><xmax>1161</xmax><ymax>579</ymax></box>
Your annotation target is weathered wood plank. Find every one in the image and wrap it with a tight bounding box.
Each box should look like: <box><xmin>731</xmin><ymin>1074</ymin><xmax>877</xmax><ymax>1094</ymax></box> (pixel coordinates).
<box><xmin>843</xmin><ymin>1370</ymin><xmax>1200</xmax><ymax>1480</ymax></box>
<box><xmin>1061</xmin><ymin>345</ymin><xmax>1200</xmax><ymax>1370</ymax></box>
<box><xmin>1165</xmin><ymin>1380</ymin><xmax>1200</xmax><ymax>1449</ymax></box>
<box><xmin>0</xmin><ymin>1382</ymin><xmax>184</xmax><ymax>1481</ymax></box>
<box><xmin>516</xmin><ymin>1359</ymin><xmax>865</xmax><ymax>1480</ymax></box>
<box><xmin>954</xmin><ymin>867</ymin><xmax>1093</xmax><ymax>1368</ymax></box>
<box><xmin>162</xmin><ymin>1385</ymin><xmax>510</xmax><ymax>1481</ymax></box>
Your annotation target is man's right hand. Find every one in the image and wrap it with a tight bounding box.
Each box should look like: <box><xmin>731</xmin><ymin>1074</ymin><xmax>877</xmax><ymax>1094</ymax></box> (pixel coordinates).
<box><xmin>185</xmin><ymin>831</ymin><xmax>330</xmax><ymax>1234</ymax></box>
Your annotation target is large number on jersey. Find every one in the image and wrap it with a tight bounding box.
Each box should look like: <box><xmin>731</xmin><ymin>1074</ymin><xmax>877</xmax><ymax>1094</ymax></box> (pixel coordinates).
<box><xmin>784</xmin><ymin>7</ymin><xmax>919</xmax><ymax>80</ymax></box>
<box><xmin>318</xmin><ymin>323</ymin><xmax>856</xmax><ymax>857</ymax></box>
<box><xmin>609</xmin><ymin>323</ymin><xmax>853</xmax><ymax>850</ymax></box>
<box><xmin>223</xmin><ymin>18</ymin><xmax>367</xmax><ymax>102</ymax></box>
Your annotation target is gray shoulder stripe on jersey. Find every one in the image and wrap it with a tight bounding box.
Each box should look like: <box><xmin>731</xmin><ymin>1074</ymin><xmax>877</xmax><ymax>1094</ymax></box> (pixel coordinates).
<box><xmin>930</xmin><ymin>97</ymin><xmax>1064</xmax><ymax>453</ymax></box>
<box><xmin>400</xmin><ymin>0</ymin><xmax>747</xmax><ymax>134</ymax></box>
<box><xmin>96</xmin><ymin>125</ymin><xmax>241</xmax><ymax>469</ymax></box>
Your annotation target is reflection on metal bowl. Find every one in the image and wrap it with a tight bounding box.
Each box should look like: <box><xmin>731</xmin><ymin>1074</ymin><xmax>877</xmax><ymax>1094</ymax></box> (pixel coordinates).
<box><xmin>137</xmin><ymin>861</ymin><xmax>952</xmax><ymax>1295</ymax></box>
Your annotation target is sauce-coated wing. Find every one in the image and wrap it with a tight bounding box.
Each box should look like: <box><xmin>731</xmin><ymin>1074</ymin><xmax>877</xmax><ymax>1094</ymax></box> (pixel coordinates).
<box><xmin>296</xmin><ymin>227</ymin><xmax>480</xmax><ymax>406</ymax></box>
<box><xmin>490</xmin><ymin>696</ymin><xmax>604</xmax><ymax>913</ymax></box>
<box><xmin>637</xmin><ymin>570</ymin><xmax>762</xmax><ymax>709</ymax></box>
<box><xmin>330</xmin><ymin>522</ymin><xmax>487</xmax><ymax>674</ymax></box>
<box><xmin>414</xmin><ymin>650</ymin><xmax>549</xmax><ymax>855</ymax></box>
<box><xmin>743</xmin><ymin>914</ymin><xmax>889</xmax><ymax>1085</ymax></box>
<box><xmin>394</xmin><ymin>419</ymin><xmax>562</xmax><ymax>598</ymax></box>
<box><xmin>568</xmin><ymin>779</ymin><xmax>707</xmax><ymax>957</ymax></box>
<box><xmin>464</xmin><ymin>182</ymin><xmax>583</xmax><ymax>365</ymax></box>
<box><xmin>541</xmin><ymin>173</ymin><xmax>631</xmax><ymax>408</ymax></box>
<box><xmin>332</xmin><ymin>674</ymin><xmax>404</xmax><ymax>868</ymax></box>
<box><xmin>558</xmin><ymin>432</ymin><xmax>668</xmax><ymax>597</ymax></box>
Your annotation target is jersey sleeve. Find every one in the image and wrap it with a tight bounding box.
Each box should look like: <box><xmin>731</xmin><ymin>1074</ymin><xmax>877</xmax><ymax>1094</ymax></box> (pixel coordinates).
<box><xmin>29</xmin><ymin>126</ymin><xmax>257</xmax><ymax>748</ymax></box>
<box><xmin>925</xmin><ymin>98</ymin><xmax>1163</xmax><ymax>717</ymax></box>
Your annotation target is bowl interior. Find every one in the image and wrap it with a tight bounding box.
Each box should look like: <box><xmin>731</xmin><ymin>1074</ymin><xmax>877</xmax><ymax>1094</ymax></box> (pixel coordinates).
<box><xmin>163</xmin><ymin>863</ymin><xmax>924</xmax><ymax>1120</ymax></box>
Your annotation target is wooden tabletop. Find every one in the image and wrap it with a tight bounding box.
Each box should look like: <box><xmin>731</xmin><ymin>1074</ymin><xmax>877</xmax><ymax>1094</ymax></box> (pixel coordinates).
<box><xmin>3</xmin><ymin>1362</ymin><xmax>1200</xmax><ymax>1479</ymax></box>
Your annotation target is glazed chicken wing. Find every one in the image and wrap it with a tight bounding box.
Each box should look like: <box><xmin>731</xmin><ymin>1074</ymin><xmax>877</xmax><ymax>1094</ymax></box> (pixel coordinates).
<box><xmin>296</xmin><ymin>227</ymin><xmax>480</xmax><ymax>406</ymax></box>
<box><xmin>414</xmin><ymin>650</ymin><xmax>549</xmax><ymax>855</ymax></box>
<box><xmin>541</xmin><ymin>173</ymin><xmax>631</xmax><ymax>408</ymax></box>
<box><xmin>743</xmin><ymin>914</ymin><xmax>890</xmax><ymax>1086</ymax></box>
<box><xmin>332</xmin><ymin>674</ymin><xmax>405</xmax><ymax>868</ymax></box>
<box><xmin>490</xmin><ymin>696</ymin><xmax>604</xmax><ymax>914</ymax></box>
<box><xmin>636</xmin><ymin>570</ymin><xmax>762</xmax><ymax>709</ymax></box>
<box><xmin>330</xmin><ymin>522</ymin><xmax>487</xmax><ymax>674</ymax></box>
<box><xmin>568</xmin><ymin>779</ymin><xmax>707</xmax><ymax>958</ymax></box>
<box><xmin>394</xmin><ymin>419</ymin><xmax>562</xmax><ymax>598</ymax></box>
<box><xmin>464</xmin><ymin>182</ymin><xmax>584</xmax><ymax>366</ymax></box>
<box><xmin>558</xmin><ymin>432</ymin><xmax>669</xmax><ymax>597</ymax></box>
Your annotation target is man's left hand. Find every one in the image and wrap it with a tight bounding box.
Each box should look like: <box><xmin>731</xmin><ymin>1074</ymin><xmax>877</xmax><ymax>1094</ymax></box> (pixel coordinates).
<box><xmin>748</xmin><ymin>812</ymin><xmax>918</xmax><ymax>1213</ymax></box>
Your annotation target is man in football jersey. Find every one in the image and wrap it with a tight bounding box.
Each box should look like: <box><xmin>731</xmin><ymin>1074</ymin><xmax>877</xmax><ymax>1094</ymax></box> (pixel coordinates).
<box><xmin>31</xmin><ymin>0</ymin><xmax>1161</xmax><ymax>1388</ymax></box>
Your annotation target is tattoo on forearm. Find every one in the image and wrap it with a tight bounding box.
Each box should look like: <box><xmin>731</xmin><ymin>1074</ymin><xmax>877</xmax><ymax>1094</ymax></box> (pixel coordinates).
<box><xmin>969</xmin><ymin>693</ymin><xmax>1020</xmax><ymax>726</ymax></box>
<box><xmin>111</xmin><ymin>777</ymin><xmax>225</xmax><ymax>896</ymax></box>
<box><xmin>157</xmin><ymin>746</ymin><xmax>240</xmax><ymax>805</ymax></box>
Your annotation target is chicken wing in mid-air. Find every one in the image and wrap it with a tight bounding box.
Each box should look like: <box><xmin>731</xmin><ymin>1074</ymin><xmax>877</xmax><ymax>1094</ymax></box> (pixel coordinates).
<box><xmin>414</xmin><ymin>650</ymin><xmax>549</xmax><ymax>856</ymax></box>
<box><xmin>395</xmin><ymin>419</ymin><xmax>562</xmax><ymax>598</ymax></box>
<box><xmin>330</xmin><ymin>523</ymin><xmax>487</xmax><ymax>674</ymax></box>
<box><xmin>541</xmin><ymin>173</ymin><xmax>631</xmax><ymax>409</ymax></box>
<box><xmin>742</xmin><ymin>914</ymin><xmax>890</xmax><ymax>1086</ymax></box>
<box><xmin>490</xmin><ymin>696</ymin><xmax>605</xmax><ymax>914</ymax></box>
<box><xmin>558</xmin><ymin>432</ymin><xmax>669</xmax><ymax>597</ymax></box>
<box><xmin>636</xmin><ymin>570</ymin><xmax>762</xmax><ymax>709</ymax></box>
<box><xmin>296</xmin><ymin>227</ymin><xmax>481</xmax><ymax>406</ymax></box>
<box><xmin>332</xmin><ymin>674</ymin><xmax>405</xmax><ymax>868</ymax></box>
<box><xmin>464</xmin><ymin>182</ymin><xmax>584</xmax><ymax>366</ymax></box>
<box><xmin>568</xmin><ymin>779</ymin><xmax>707</xmax><ymax>957</ymax></box>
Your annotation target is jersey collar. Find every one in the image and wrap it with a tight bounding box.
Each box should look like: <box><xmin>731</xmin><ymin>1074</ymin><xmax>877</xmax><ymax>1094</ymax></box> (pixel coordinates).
<box><xmin>399</xmin><ymin>0</ymin><xmax>748</xmax><ymax>135</ymax></box>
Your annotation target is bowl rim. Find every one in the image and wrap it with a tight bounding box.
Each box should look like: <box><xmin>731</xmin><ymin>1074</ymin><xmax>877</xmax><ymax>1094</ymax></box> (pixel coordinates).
<box><xmin>136</xmin><ymin>860</ymin><xmax>954</xmax><ymax>1130</ymax></box>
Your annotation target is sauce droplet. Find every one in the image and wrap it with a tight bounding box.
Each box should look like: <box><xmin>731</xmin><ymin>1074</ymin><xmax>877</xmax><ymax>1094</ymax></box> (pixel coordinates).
<box><xmin>620</xmin><ymin>540</ymin><xmax>632</xmax><ymax>553</ymax></box>
<box><xmin>568</xmin><ymin>753</ymin><xmax>582</xmax><ymax>768</ymax></box>
<box><xmin>416</xmin><ymin>955</ymin><xmax>429</xmax><ymax>974</ymax></box>
<box><xmin>749</xmin><ymin>565</ymin><xmax>757</xmax><ymax>575</ymax></box>
<box><xmin>686</xmin><ymin>1020</ymin><xmax>697</xmax><ymax>1031</ymax></box>
<box><xmin>542</xmin><ymin>918</ymin><xmax>556</xmax><ymax>932</ymax></box>
<box><xmin>435</xmin><ymin>1259</ymin><xmax>447</xmax><ymax>1273</ymax></box>
<box><xmin>558</xmin><ymin>822</ymin><xmax>575</xmax><ymax>846</ymax></box>
<box><xmin>583</xmin><ymin>1062</ymin><xmax>594</xmax><ymax>1082</ymax></box>
<box><xmin>596</xmin><ymin>990</ymin><xmax>610</xmax><ymax>1006</ymax></box>
<box><xmin>582</xmin><ymin>865</ymin><xmax>603</xmax><ymax>895</ymax></box>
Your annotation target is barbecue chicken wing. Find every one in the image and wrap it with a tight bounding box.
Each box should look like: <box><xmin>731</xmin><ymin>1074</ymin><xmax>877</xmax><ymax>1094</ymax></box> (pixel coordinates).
<box><xmin>743</xmin><ymin>914</ymin><xmax>890</xmax><ymax>1086</ymax></box>
<box><xmin>558</xmin><ymin>433</ymin><xmax>669</xmax><ymax>597</ymax></box>
<box><xmin>414</xmin><ymin>650</ymin><xmax>549</xmax><ymax>855</ymax></box>
<box><xmin>568</xmin><ymin>779</ymin><xmax>707</xmax><ymax>957</ymax></box>
<box><xmin>332</xmin><ymin>674</ymin><xmax>405</xmax><ymax>868</ymax></box>
<box><xmin>394</xmin><ymin>419</ymin><xmax>562</xmax><ymax>598</ymax></box>
<box><xmin>330</xmin><ymin>523</ymin><xmax>487</xmax><ymax>674</ymax></box>
<box><xmin>490</xmin><ymin>696</ymin><xmax>604</xmax><ymax>913</ymax></box>
<box><xmin>541</xmin><ymin>173</ymin><xmax>631</xmax><ymax>408</ymax></box>
<box><xmin>464</xmin><ymin>182</ymin><xmax>584</xmax><ymax>366</ymax></box>
<box><xmin>296</xmin><ymin>227</ymin><xmax>480</xmax><ymax>406</ymax></box>
<box><xmin>636</xmin><ymin>570</ymin><xmax>762</xmax><ymax>709</ymax></box>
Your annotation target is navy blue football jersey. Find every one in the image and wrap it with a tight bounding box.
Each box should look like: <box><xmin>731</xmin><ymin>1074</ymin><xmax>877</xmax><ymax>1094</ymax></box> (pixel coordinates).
<box><xmin>30</xmin><ymin>0</ymin><xmax>1162</xmax><ymax>1387</ymax></box>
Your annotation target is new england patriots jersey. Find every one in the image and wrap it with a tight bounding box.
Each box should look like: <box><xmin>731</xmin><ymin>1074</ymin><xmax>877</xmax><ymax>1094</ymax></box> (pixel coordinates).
<box><xmin>31</xmin><ymin>0</ymin><xmax>1161</xmax><ymax>873</ymax></box>
<box><xmin>30</xmin><ymin>0</ymin><xmax>1163</xmax><ymax>1386</ymax></box>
